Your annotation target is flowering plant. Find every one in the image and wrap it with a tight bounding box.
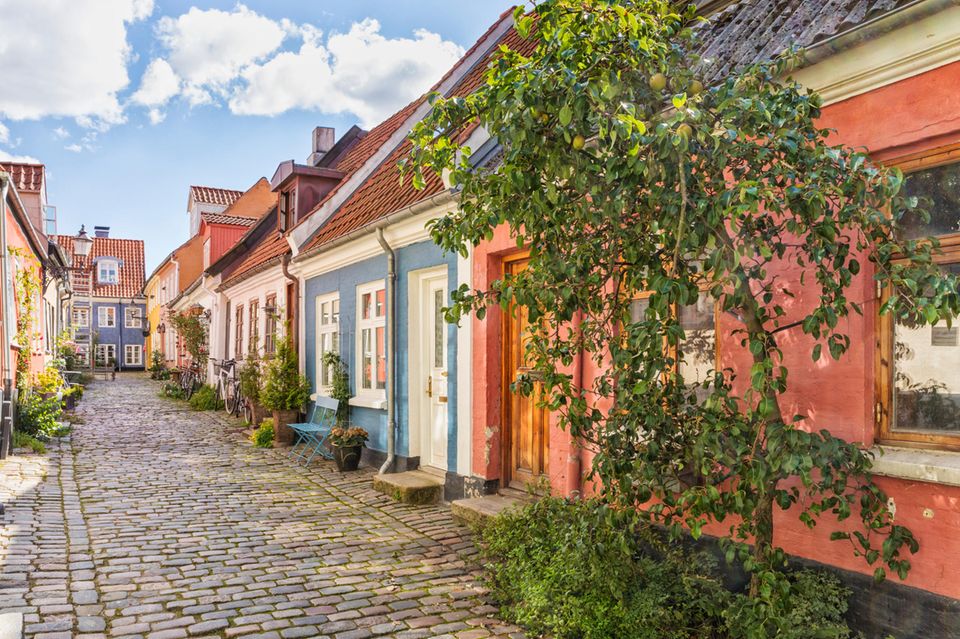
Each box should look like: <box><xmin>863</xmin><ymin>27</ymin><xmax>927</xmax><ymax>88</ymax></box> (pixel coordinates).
<box><xmin>328</xmin><ymin>426</ymin><xmax>368</xmax><ymax>448</ymax></box>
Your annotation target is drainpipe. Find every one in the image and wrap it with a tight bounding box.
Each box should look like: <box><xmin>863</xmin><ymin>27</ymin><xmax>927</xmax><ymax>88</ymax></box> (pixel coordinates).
<box><xmin>376</xmin><ymin>227</ymin><xmax>397</xmax><ymax>475</ymax></box>
<box><xmin>0</xmin><ymin>176</ymin><xmax>12</xmax><ymax>387</ymax></box>
<box><xmin>280</xmin><ymin>254</ymin><xmax>299</xmax><ymax>354</ymax></box>
<box><xmin>565</xmin><ymin>310</ymin><xmax>584</xmax><ymax>497</ymax></box>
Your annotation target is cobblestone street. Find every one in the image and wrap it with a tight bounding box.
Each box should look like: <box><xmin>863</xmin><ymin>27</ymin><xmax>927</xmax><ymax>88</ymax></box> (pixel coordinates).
<box><xmin>0</xmin><ymin>375</ymin><xmax>526</xmax><ymax>639</ymax></box>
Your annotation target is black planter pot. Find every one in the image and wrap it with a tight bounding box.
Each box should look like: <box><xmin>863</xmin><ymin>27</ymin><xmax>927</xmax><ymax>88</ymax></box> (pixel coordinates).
<box><xmin>332</xmin><ymin>445</ymin><xmax>362</xmax><ymax>472</ymax></box>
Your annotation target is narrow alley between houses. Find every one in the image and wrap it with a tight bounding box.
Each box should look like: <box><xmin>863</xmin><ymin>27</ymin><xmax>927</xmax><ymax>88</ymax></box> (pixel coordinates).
<box><xmin>0</xmin><ymin>375</ymin><xmax>525</xmax><ymax>639</ymax></box>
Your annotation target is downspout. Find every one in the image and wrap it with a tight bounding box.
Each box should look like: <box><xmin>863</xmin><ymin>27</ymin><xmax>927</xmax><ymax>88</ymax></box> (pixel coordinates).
<box><xmin>0</xmin><ymin>176</ymin><xmax>12</xmax><ymax>386</ymax></box>
<box><xmin>565</xmin><ymin>310</ymin><xmax>584</xmax><ymax>497</ymax></box>
<box><xmin>376</xmin><ymin>227</ymin><xmax>397</xmax><ymax>475</ymax></box>
<box><xmin>280</xmin><ymin>254</ymin><xmax>299</xmax><ymax>353</ymax></box>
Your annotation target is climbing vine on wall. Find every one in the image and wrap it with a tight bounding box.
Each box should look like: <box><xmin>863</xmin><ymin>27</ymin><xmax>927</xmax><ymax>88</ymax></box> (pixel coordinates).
<box><xmin>169</xmin><ymin>310</ymin><xmax>209</xmax><ymax>368</ymax></box>
<box><xmin>9</xmin><ymin>247</ymin><xmax>41</xmax><ymax>390</ymax></box>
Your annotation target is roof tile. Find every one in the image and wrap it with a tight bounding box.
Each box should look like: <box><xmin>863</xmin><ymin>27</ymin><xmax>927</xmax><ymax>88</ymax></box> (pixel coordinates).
<box><xmin>190</xmin><ymin>185</ymin><xmax>244</xmax><ymax>207</ymax></box>
<box><xmin>0</xmin><ymin>162</ymin><xmax>44</xmax><ymax>192</ymax></box>
<box><xmin>54</xmin><ymin>235</ymin><xmax>145</xmax><ymax>299</ymax></box>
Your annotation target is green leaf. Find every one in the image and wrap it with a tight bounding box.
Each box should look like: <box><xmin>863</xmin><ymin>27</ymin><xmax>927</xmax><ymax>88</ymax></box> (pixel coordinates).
<box><xmin>559</xmin><ymin>105</ymin><xmax>573</xmax><ymax>126</ymax></box>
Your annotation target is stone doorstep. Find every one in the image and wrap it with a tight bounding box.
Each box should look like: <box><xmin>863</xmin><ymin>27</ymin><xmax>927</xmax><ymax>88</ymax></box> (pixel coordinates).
<box><xmin>372</xmin><ymin>470</ymin><xmax>444</xmax><ymax>505</ymax></box>
<box><xmin>0</xmin><ymin>612</ymin><xmax>23</xmax><ymax>639</ymax></box>
<box><xmin>450</xmin><ymin>494</ymin><xmax>528</xmax><ymax>528</ymax></box>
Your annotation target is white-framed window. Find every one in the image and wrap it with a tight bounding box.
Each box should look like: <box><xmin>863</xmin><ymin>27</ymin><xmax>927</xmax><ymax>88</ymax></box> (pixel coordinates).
<box><xmin>356</xmin><ymin>281</ymin><xmax>386</xmax><ymax>398</ymax></box>
<box><xmin>75</xmin><ymin>344</ymin><xmax>89</xmax><ymax>367</ymax></box>
<box><xmin>124</xmin><ymin>307</ymin><xmax>142</xmax><ymax>328</ymax></box>
<box><xmin>316</xmin><ymin>293</ymin><xmax>340</xmax><ymax>391</ymax></box>
<box><xmin>124</xmin><ymin>345</ymin><xmax>142</xmax><ymax>366</ymax></box>
<box><xmin>72</xmin><ymin>306</ymin><xmax>90</xmax><ymax>328</ymax></box>
<box><xmin>98</xmin><ymin>306</ymin><xmax>116</xmax><ymax>328</ymax></box>
<box><xmin>95</xmin><ymin>343</ymin><xmax>116</xmax><ymax>367</ymax></box>
<box><xmin>98</xmin><ymin>259</ymin><xmax>119</xmax><ymax>284</ymax></box>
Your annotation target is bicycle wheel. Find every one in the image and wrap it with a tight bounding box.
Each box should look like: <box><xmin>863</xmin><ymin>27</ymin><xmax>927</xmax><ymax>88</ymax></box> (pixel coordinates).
<box><xmin>242</xmin><ymin>398</ymin><xmax>254</xmax><ymax>424</ymax></box>
<box><xmin>183</xmin><ymin>373</ymin><xmax>196</xmax><ymax>400</ymax></box>
<box><xmin>214</xmin><ymin>378</ymin><xmax>225</xmax><ymax>402</ymax></box>
<box><xmin>225</xmin><ymin>382</ymin><xmax>240</xmax><ymax>415</ymax></box>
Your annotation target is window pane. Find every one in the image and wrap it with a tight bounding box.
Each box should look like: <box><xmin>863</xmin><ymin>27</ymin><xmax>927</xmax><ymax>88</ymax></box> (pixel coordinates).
<box><xmin>332</xmin><ymin>299</ymin><xmax>340</xmax><ymax>321</ymax></box>
<box><xmin>900</xmin><ymin>163</ymin><xmax>960</xmax><ymax>239</ymax></box>
<box><xmin>362</xmin><ymin>328</ymin><xmax>372</xmax><ymax>389</ymax></box>
<box><xmin>893</xmin><ymin>263</ymin><xmax>960</xmax><ymax>432</ymax></box>
<box><xmin>320</xmin><ymin>302</ymin><xmax>329</xmax><ymax>325</ymax></box>
<box><xmin>320</xmin><ymin>333</ymin><xmax>330</xmax><ymax>386</ymax></box>
<box><xmin>678</xmin><ymin>293</ymin><xmax>715</xmax><ymax>386</ymax></box>
<box><xmin>376</xmin><ymin>288</ymin><xmax>386</xmax><ymax>317</ymax></box>
<box><xmin>376</xmin><ymin>325</ymin><xmax>386</xmax><ymax>390</ymax></box>
<box><xmin>630</xmin><ymin>297</ymin><xmax>650</xmax><ymax>323</ymax></box>
<box><xmin>362</xmin><ymin>293</ymin><xmax>371</xmax><ymax>320</ymax></box>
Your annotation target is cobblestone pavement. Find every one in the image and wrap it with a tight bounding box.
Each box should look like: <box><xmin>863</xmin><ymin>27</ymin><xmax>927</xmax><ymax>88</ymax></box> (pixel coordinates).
<box><xmin>0</xmin><ymin>374</ymin><xmax>526</xmax><ymax>639</ymax></box>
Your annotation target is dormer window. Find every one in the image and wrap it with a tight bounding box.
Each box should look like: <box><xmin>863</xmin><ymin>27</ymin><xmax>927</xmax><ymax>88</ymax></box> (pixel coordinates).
<box><xmin>98</xmin><ymin>259</ymin><xmax>119</xmax><ymax>284</ymax></box>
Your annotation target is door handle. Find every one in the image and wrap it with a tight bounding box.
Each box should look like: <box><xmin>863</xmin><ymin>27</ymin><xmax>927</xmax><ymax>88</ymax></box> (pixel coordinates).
<box><xmin>426</xmin><ymin>375</ymin><xmax>432</xmax><ymax>397</ymax></box>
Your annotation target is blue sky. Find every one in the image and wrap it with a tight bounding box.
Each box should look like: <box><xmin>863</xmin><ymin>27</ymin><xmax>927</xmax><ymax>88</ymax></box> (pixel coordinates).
<box><xmin>0</xmin><ymin>1</ymin><xmax>516</xmax><ymax>270</ymax></box>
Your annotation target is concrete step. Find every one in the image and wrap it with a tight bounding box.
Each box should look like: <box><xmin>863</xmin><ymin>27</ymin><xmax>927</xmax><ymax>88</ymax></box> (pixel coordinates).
<box><xmin>372</xmin><ymin>470</ymin><xmax>444</xmax><ymax>505</ymax></box>
<box><xmin>451</xmin><ymin>494</ymin><xmax>528</xmax><ymax>528</ymax></box>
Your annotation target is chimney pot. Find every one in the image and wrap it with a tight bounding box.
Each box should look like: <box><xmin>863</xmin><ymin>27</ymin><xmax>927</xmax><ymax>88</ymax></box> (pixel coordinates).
<box><xmin>93</xmin><ymin>226</ymin><xmax>110</xmax><ymax>238</ymax></box>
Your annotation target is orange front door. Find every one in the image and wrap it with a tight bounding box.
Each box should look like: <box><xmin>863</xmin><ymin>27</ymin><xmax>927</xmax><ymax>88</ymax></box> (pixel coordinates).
<box><xmin>502</xmin><ymin>257</ymin><xmax>548</xmax><ymax>490</ymax></box>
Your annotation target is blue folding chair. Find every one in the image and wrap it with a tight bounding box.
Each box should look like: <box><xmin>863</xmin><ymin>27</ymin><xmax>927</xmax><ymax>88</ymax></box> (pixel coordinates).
<box><xmin>288</xmin><ymin>395</ymin><xmax>338</xmax><ymax>465</ymax></box>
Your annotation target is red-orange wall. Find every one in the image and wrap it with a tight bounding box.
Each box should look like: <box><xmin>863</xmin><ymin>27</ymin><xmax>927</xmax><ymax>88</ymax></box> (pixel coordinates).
<box><xmin>470</xmin><ymin>59</ymin><xmax>960</xmax><ymax>598</ymax></box>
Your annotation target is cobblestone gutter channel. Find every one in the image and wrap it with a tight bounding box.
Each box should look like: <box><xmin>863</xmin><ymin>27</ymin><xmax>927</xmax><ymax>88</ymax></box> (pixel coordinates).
<box><xmin>0</xmin><ymin>375</ymin><xmax>526</xmax><ymax>639</ymax></box>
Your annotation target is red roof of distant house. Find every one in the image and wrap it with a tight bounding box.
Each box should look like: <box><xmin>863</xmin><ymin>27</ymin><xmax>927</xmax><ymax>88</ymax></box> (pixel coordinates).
<box><xmin>55</xmin><ymin>235</ymin><xmax>146</xmax><ymax>299</ymax></box>
<box><xmin>200</xmin><ymin>212</ymin><xmax>258</xmax><ymax>227</ymax></box>
<box><xmin>0</xmin><ymin>162</ymin><xmax>45</xmax><ymax>192</ymax></box>
<box><xmin>190</xmin><ymin>185</ymin><xmax>244</xmax><ymax>207</ymax></box>
<box><xmin>302</xmin><ymin>25</ymin><xmax>534</xmax><ymax>252</ymax></box>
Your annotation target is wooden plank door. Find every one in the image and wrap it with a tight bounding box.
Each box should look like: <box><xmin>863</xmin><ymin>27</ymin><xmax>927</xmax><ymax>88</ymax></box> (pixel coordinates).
<box><xmin>502</xmin><ymin>257</ymin><xmax>548</xmax><ymax>490</ymax></box>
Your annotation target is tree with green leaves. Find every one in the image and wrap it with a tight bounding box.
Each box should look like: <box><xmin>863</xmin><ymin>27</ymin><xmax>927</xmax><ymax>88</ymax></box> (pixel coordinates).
<box><xmin>407</xmin><ymin>0</ymin><xmax>960</xmax><ymax>630</ymax></box>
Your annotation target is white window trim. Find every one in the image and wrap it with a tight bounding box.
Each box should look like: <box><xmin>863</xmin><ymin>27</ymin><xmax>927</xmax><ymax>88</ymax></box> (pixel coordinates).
<box><xmin>98</xmin><ymin>259</ymin><xmax>119</xmax><ymax>284</ymax></box>
<box><xmin>315</xmin><ymin>292</ymin><xmax>340</xmax><ymax>396</ymax></box>
<box><xmin>124</xmin><ymin>307</ymin><xmax>142</xmax><ymax>329</ymax></box>
<box><xmin>96</xmin><ymin>343</ymin><xmax>116</xmax><ymax>366</ymax></box>
<box><xmin>98</xmin><ymin>306</ymin><xmax>116</xmax><ymax>328</ymax></box>
<box><xmin>73</xmin><ymin>307</ymin><xmax>90</xmax><ymax>328</ymax></box>
<box><xmin>355</xmin><ymin>280</ymin><xmax>386</xmax><ymax>403</ymax></box>
<box><xmin>124</xmin><ymin>344</ymin><xmax>142</xmax><ymax>366</ymax></box>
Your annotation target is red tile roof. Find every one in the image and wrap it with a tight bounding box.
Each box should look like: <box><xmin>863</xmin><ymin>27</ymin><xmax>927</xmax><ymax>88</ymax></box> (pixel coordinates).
<box><xmin>200</xmin><ymin>212</ymin><xmax>258</xmax><ymax>227</ymax></box>
<box><xmin>190</xmin><ymin>185</ymin><xmax>244</xmax><ymax>207</ymax></box>
<box><xmin>0</xmin><ymin>162</ymin><xmax>44</xmax><ymax>192</ymax></box>
<box><xmin>302</xmin><ymin>25</ymin><xmax>534</xmax><ymax>252</ymax></box>
<box><xmin>55</xmin><ymin>235</ymin><xmax>146</xmax><ymax>299</ymax></box>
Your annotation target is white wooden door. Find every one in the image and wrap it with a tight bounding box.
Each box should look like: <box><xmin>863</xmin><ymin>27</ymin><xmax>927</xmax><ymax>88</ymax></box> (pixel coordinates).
<box><xmin>422</xmin><ymin>276</ymin><xmax>449</xmax><ymax>470</ymax></box>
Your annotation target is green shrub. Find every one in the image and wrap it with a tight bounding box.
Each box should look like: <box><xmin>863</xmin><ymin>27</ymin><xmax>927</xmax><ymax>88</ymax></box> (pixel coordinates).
<box><xmin>481</xmin><ymin>497</ymin><xmax>857</xmax><ymax>639</ymax></box>
<box><xmin>189</xmin><ymin>385</ymin><xmax>223</xmax><ymax>411</ymax></box>
<box><xmin>160</xmin><ymin>382</ymin><xmax>186</xmax><ymax>400</ymax></box>
<box><xmin>481</xmin><ymin>497</ymin><xmax>729</xmax><ymax>639</ymax></box>
<box><xmin>16</xmin><ymin>392</ymin><xmax>63</xmax><ymax>438</ymax></box>
<box><xmin>261</xmin><ymin>338</ymin><xmax>311</xmax><ymax>411</ymax></box>
<box><xmin>13</xmin><ymin>430</ymin><xmax>46</xmax><ymax>454</ymax></box>
<box><xmin>251</xmin><ymin>418</ymin><xmax>274</xmax><ymax>448</ymax></box>
<box><xmin>239</xmin><ymin>355</ymin><xmax>263</xmax><ymax>405</ymax></box>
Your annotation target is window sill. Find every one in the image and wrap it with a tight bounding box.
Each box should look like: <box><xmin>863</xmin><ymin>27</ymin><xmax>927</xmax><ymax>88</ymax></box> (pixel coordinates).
<box><xmin>349</xmin><ymin>395</ymin><xmax>387</xmax><ymax>410</ymax></box>
<box><xmin>870</xmin><ymin>446</ymin><xmax>960</xmax><ymax>487</ymax></box>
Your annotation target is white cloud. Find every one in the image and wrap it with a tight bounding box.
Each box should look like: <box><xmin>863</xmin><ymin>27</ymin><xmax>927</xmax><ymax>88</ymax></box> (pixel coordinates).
<box><xmin>132</xmin><ymin>59</ymin><xmax>181</xmax><ymax>107</ymax></box>
<box><xmin>0</xmin><ymin>0</ymin><xmax>152</xmax><ymax>127</ymax></box>
<box><xmin>0</xmin><ymin>123</ymin><xmax>8</xmax><ymax>145</ymax></box>
<box><xmin>139</xmin><ymin>7</ymin><xmax>464</xmax><ymax>128</ymax></box>
<box><xmin>64</xmin><ymin>144</ymin><xmax>84</xmax><ymax>153</ymax></box>
<box><xmin>0</xmin><ymin>149</ymin><xmax>41</xmax><ymax>163</ymax></box>
<box><xmin>147</xmin><ymin>108</ymin><xmax>166</xmax><ymax>125</ymax></box>
<box><xmin>156</xmin><ymin>4</ymin><xmax>287</xmax><ymax>105</ymax></box>
<box><xmin>53</xmin><ymin>127</ymin><xmax>70</xmax><ymax>140</ymax></box>
<box><xmin>230</xmin><ymin>18</ymin><xmax>464</xmax><ymax>126</ymax></box>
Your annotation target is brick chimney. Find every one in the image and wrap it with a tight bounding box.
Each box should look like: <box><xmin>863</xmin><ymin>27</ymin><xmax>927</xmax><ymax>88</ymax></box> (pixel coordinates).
<box><xmin>94</xmin><ymin>226</ymin><xmax>110</xmax><ymax>238</ymax></box>
<box><xmin>307</xmin><ymin>127</ymin><xmax>335</xmax><ymax>166</ymax></box>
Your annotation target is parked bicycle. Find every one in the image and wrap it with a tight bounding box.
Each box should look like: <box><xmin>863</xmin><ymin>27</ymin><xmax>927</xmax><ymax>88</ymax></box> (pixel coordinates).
<box><xmin>179</xmin><ymin>361</ymin><xmax>203</xmax><ymax>400</ymax></box>
<box><xmin>214</xmin><ymin>359</ymin><xmax>243</xmax><ymax>417</ymax></box>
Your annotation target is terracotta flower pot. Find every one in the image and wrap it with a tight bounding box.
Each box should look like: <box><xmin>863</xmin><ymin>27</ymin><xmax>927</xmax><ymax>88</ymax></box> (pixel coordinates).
<box><xmin>332</xmin><ymin>445</ymin><xmax>362</xmax><ymax>472</ymax></box>
<box><xmin>272</xmin><ymin>409</ymin><xmax>300</xmax><ymax>445</ymax></box>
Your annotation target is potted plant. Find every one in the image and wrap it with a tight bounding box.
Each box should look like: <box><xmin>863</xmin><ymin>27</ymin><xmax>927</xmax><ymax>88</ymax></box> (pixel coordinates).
<box><xmin>238</xmin><ymin>354</ymin><xmax>268</xmax><ymax>425</ymax></box>
<box><xmin>260</xmin><ymin>338</ymin><xmax>311</xmax><ymax>444</ymax></box>
<box><xmin>328</xmin><ymin>426</ymin><xmax>368</xmax><ymax>472</ymax></box>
